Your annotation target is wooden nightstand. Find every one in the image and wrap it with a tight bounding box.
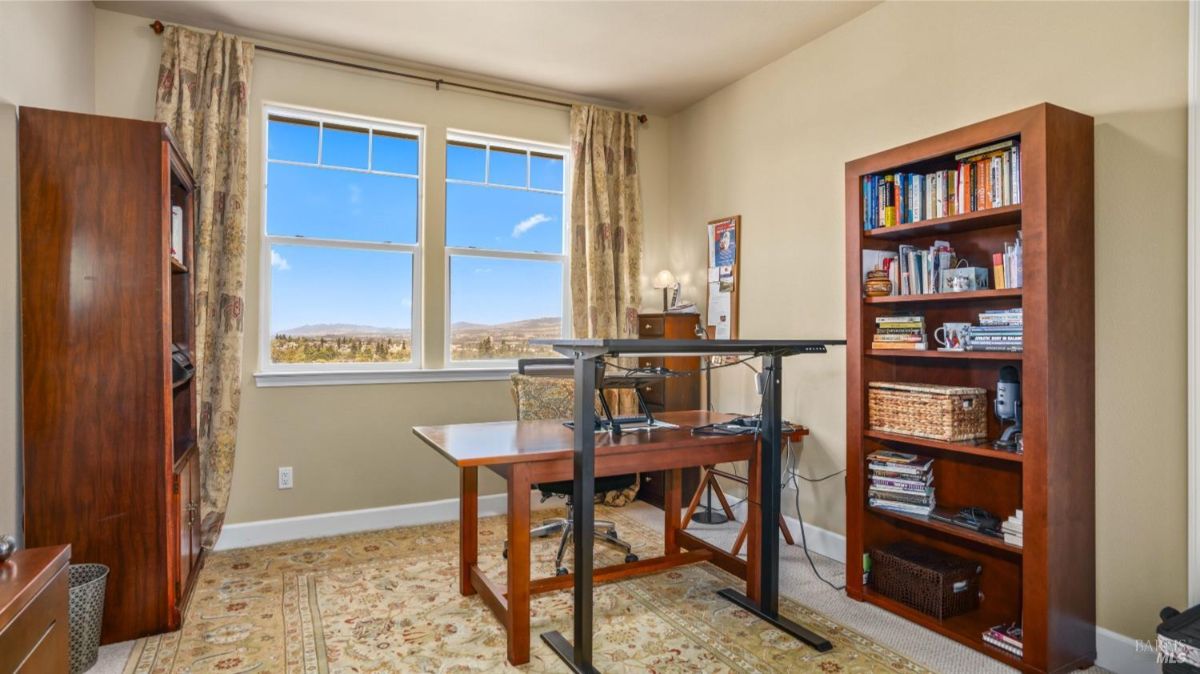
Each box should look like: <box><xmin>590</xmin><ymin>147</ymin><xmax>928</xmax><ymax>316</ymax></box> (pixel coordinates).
<box><xmin>0</xmin><ymin>545</ymin><xmax>70</xmax><ymax>673</ymax></box>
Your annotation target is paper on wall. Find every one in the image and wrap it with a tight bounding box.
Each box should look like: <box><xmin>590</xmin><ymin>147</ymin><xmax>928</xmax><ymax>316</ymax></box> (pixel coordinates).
<box><xmin>707</xmin><ymin>282</ymin><xmax>732</xmax><ymax>338</ymax></box>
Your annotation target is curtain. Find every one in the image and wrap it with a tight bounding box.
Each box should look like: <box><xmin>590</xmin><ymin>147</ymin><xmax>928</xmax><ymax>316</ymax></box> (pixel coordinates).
<box><xmin>569</xmin><ymin>105</ymin><xmax>644</xmax><ymax>506</ymax></box>
<box><xmin>155</xmin><ymin>25</ymin><xmax>254</xmax><ymax>549</ymax></box>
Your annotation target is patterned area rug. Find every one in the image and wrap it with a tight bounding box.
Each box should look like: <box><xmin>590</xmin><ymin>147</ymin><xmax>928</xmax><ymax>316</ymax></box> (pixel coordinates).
<box><xmin>124</xmin><ymin>506</ymin><xmax>929</xmax><ymax>673</ymax></box>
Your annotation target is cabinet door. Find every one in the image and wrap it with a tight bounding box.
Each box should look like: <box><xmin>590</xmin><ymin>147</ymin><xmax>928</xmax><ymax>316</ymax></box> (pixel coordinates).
<box><xmin>187</xmin><ymin>452</ymin><xmax>201</xmax><ymax>574</ymax></box>
<box><xmin>177</xmin><ymin>461</ymin><xmax>194</xmax><ymax>597</ymax></box>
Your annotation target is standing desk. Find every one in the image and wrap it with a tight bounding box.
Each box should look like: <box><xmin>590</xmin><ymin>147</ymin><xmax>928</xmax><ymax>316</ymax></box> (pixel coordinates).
<box><xmin>532</xmin><ymin>338</ymin><xmax>845</xmax><ymax>673</ymax></box>
<box><xmin>414</xmin><ymin>410</ymin><xmax>803</xmax><ymax>665</ymax></box>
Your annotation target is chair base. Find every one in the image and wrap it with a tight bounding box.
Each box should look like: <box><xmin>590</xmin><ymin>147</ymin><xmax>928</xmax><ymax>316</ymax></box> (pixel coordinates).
<box><xmin>505</xmin><ymin>506</ymin><xmax>637</xmax><ymax>574</ymax></box>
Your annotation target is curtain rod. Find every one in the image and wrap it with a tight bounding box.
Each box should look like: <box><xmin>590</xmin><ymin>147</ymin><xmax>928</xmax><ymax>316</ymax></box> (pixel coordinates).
<box><xmin>149</xmin><ymin>20</ymin><xmax>648</xmax><ymax>124</ymax></box>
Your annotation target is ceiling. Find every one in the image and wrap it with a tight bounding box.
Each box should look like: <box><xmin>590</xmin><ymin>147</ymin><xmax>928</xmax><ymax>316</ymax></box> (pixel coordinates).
<box><xmin>96</xmin><ymin>1</ymin><xmax>878</xmax><ymax>114</ymax></box>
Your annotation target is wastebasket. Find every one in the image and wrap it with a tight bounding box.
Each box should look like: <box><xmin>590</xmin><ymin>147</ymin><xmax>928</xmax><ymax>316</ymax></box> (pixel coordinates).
<box><xmin>68</xmin><ymin>564</ymin><xmax>109</xmax><ymax>674</ymax></box>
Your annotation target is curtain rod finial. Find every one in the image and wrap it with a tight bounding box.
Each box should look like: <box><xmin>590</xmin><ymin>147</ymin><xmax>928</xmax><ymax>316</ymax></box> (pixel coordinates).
<box><xmin>150</xmin><ymin>20</ymin><xmax>165</xmax><ymax>34</ymax></box>
<box><xmin>637</xmin><ymin>114</ymin><xmax>648</xmax><ymax>125</ymax></box>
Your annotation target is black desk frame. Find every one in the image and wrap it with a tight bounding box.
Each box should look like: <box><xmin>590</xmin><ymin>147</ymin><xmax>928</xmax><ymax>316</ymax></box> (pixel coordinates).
<box><xmin>534</xmin><ymin>339</ymin><xmax>844</xmax><ymax>673</ymax></box>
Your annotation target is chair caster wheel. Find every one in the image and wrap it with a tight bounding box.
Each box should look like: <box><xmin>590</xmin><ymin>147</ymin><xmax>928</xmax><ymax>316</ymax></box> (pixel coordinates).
<box><xmin>556</xmin><ymin>567</ymin><xmax>568</xmax><ymax>576</ymax></box>
<box><xmin>625</xmin><ymin>554</ymin><xmax>638</xmax><ymax>563</ymax></box>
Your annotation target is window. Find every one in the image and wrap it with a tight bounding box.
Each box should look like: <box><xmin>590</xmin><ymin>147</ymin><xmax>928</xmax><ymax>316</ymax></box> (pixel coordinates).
<box><xmin>445</xmin><ymin>132</ymin><xmax>569</xmax><ymax>364</ymax></box>
<box><xmin>262</xmin><ymin>107</ymin><xmax>422</xmax><ymax>373</ymax></box>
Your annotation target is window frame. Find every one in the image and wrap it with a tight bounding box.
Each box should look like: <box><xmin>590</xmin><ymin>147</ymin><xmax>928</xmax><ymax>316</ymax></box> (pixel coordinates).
<box><xmin>257</xmin><ymin>103</ymin><xmax>426</xmax><ymax>381</ymax></box>
<box><xmin>443</xmin><ymin>130</ymin><xmax>571</xmax><ymax>369</ymax></box>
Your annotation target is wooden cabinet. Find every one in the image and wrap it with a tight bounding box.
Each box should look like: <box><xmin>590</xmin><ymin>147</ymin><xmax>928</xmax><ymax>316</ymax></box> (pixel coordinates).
<box><xmin>635</xmin><ymin>313</ymin><xmax>702</xmax><ymax>507</ymax></box>
<box><xmin>19</xmin><ymin>108</ymin><xmax>203</xmax><ymax>644</ymax></box>
<box><xmin>0</xmin><ymin>546</ymin><xmax>70</xmax><ymax>674</ymax></box>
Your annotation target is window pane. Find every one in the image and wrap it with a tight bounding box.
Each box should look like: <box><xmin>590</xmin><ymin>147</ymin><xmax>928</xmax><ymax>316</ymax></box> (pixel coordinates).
<box><xmin>269</xmin><ymin>245</ymin><xmax>413</xmax><ymax>364</ymax></box>
<box><xmin>268</xmin><ymin>163</ymin><xmax>417</xmax><ymax>243</ymax></box>
<box><xmin>322</xmin><ymin>123</ymin><xmax>369</xmax><ymax>169</ymax></box>
<box><xmin>449</xmin><ymin>256</ymin><xmax>561</xmax><ymax>361</ymax></box>
<box><xmin>447</xmin><ymin>141</ymin><xmax>485</xmax><ymax>182</ymax></box>
<box><xmin>530</xmin><ymin>152</ymin><xmax>564</xmax><ymax>192</ymax></box>
<box><xmin>488</xmin><ymin>147</ymin><xmax>527</xmax><ymax>187</ymax></box>
<box><xmin>373</xmin><ymin>130</ymin><xmax>418</xmax><ymax>175</ymax></box>
<box><xmin>446</xmin><ymin>182</ymin><xmax>562</xmax><ymax>253</ymax></box>
<box><xmin>268</xmin><ymin>117</ymin><xmax>318</xmax><ymax>163</ymax></box>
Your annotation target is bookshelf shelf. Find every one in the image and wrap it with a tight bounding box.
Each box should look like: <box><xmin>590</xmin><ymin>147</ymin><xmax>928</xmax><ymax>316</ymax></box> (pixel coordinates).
<box><xmin>864</xmin><ymin>349</ymin><xmax>1022</xmax><ymax>361</ymax></box>
<box><xmin>864</xmin><ymin>204</ymin><xmax>1022</xmax><ymax>241</ymax></box>
<box><xmin>868</xmin><ymin>506</ymin><xmax>1024</xmax><ymax>555</ymax></box>
<box><xmin>862</xmin><ymin>589</ymin><xmax>1026</xmax><ymax>671</ymax></box>
<box><xmin>863</xmin><ymin>288</ymin><xmax>1021</xmax><ymax>305</ymax></box>
<box><xmin>864</xmin><ymin>429</ymin><xmax>1024</xmax><ymax>463</ymax></box>
<box><xmin>845</xmin><ymin>104</ymin><xmax>1095</xmax><ymax>673</ymax></box>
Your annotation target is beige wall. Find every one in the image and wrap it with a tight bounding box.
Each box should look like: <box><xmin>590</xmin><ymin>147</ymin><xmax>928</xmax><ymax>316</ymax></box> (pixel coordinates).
<box><xmin>667</xmin><ymin>0</ymin><xmax>1188</xmax><ymax>640</ymax></box>
<box><xmin>92</xmin><ymin>9</ymin><xmax>673</xmax><ymax>524</ymax></box>
<box><xmin>0</xmin><ymin>1</ymin><xmax>97</xmax><ymax>543</ymax></box>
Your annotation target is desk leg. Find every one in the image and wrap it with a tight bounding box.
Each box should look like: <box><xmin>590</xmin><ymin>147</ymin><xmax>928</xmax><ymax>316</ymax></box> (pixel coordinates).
<box><xmin>664</xmin><ymin>468</ymin><xmax>681</xmax><ymax>555</ymax></box>
<box><xmin>745</xmin><ymin>438</ymin><xmax>762</xmax><ymax>603</ymax></box>
<box><xmin>460</xmin><ymin>467</ymin><xmax>478</xmax><ymax>597</ymax></box>
<box><xmin>715</xmin><ymin>353</ymin><xmax>832</xmax><ymax>653</ymax></box>
<box><xmin>506</xmin><ymin>463</ymin><xmax>531</xmax><ymax>665</ymax></box>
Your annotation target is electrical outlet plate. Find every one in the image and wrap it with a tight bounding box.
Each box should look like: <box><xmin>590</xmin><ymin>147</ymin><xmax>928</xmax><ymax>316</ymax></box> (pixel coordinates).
<box><xmin>278</xmin><ymin>466</ymin><xmax>293</xmax><ymax>490</ymax></box>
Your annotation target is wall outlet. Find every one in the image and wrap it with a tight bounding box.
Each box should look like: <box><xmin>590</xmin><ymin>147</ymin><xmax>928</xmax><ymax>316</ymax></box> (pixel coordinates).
<box><xmin>278</xmin><ymin>466</ymin><xmax>293</xmax><ymax>490</ymax></box>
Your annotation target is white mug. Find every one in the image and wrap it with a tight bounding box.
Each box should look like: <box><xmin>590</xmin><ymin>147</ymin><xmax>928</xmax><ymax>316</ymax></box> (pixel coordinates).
<box><xmin>935</xmin><ymin>323</ymin><xmax>971</xmax><ymax>351</ymax></box>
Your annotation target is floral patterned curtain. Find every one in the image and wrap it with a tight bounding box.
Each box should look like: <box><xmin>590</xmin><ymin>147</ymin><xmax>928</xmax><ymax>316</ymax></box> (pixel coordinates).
<box><xmin>570</xmin><ymin>105</ymin><xmax>644</xmax><ymax>505</ymax></box>
<box><xmin>155</xmin><ymin>25</ymin><xmax>254</xmax><ymax>549</ymax></box>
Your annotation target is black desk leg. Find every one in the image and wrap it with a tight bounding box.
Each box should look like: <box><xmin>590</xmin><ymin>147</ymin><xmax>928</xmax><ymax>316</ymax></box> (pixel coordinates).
<box><xmin>716</xmin><ymin>353</ymin><xmax>833</xmax><ymax>652</ymax></box>
<box><xmin>541</xmin><ymin>355</ymin><xmax>600</xmax><ymax>673</ymax></box>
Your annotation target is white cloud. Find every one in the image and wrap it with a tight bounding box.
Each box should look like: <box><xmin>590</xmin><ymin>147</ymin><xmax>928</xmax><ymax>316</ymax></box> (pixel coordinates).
<box><xmin>512</xmin><ymin>213</ymin><xmax>551</xmax><ymax>238</ymax></box>
<box><xmin>270</xmin><ymin>250</ymin><xmax>290</xmax><ymax>271</ymax></box>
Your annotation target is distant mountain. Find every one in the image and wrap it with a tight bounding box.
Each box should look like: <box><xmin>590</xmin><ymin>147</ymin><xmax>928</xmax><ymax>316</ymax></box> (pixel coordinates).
<box><xmin>450</xmin><ymin>317</ymin><xmax>561</xmax><ymax>333</ymax></box>
<box><xmin>275</xmin><ymin>323</ymin><xmax>411</xmax><ymax>338</ymax></box>
<box><xmin>276</xmin><ymin>317</ymin><xmax>561</xmax><ymax>339</ymax></box>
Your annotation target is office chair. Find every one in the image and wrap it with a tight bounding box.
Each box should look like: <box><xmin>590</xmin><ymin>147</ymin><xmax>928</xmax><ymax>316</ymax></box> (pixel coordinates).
<box><xmin>506</xmin><ymin>358</ymin><xmax>638</xmax><ymax>576</ymax></box>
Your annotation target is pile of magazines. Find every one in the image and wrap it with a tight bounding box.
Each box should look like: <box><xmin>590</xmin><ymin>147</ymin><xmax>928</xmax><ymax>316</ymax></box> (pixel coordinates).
<box><xmin>867</xmin><ymin>450</ymin><xmax>934</xmax><ymax>516</ymax></box>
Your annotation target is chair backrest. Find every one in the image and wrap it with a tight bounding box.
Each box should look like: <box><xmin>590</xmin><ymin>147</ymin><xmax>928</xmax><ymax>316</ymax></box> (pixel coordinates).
<box><xmin>511</xmin><ymin>357</ymin><xmax>572</xmax><ymax>421</ymax></box>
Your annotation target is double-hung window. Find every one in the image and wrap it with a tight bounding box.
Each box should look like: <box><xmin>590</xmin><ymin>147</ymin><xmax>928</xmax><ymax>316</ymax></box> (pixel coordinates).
<box><xmin>262</xmin><ymin>106</ymin><xmax>422</xmax><ymax>373</ymax></box>
<box><xmin>444</xmin><ymin>132</ymin><xmax>569</xmax><ymax>364</ymax></box>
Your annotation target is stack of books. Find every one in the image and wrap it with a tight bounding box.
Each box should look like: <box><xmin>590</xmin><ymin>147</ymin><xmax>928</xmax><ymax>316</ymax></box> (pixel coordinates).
<box><xmin>867</xmin><ymin>450</ymin><xmax>935</xmax><ymax>516</ymax></box>
<box><xmin>860</xmin><ymin>140</ymin><xmax>1021</xmax><ymax>230</ymax></box>
<box><xmin>982</xmin><ymin>623</ymin><xmax>1023</xmax><ymax>659</ymax></box>
<box><xmin>1001</xmin><ymin>510</ymin><xmax>1023</xmax><ymax>547</ymax></box>
<box><xmin>991</xmin><ymin>231</ymin><xmax>1024</xmax><ymax>290</ymax></box>
<box><xmin>966</xmin><ymin>308</ymin><xmax>1023</xmax><ymax>352</ymax></box>
<box><xmin>897</xmin><ymin>240</ymin><xmax>956</xmax><ymax>295</ymax></box>
<box><xmin>873</xmin><ymin>315</ymin><xmax>926</xmax><ymax>351</ymax></box>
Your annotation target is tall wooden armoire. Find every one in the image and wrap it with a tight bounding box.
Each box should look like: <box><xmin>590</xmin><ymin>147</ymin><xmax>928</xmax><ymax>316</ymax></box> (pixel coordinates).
<box><xmin>19</xmin><ymin>107</ymin><xmax>203</xmax><ymax>643</ymax></box>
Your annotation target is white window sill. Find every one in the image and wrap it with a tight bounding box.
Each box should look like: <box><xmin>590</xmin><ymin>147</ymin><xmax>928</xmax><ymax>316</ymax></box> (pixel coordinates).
<box><xmin>253</xmin><ymin>367</ymin><xmax>515</xmax><ymax>388</ymax></box>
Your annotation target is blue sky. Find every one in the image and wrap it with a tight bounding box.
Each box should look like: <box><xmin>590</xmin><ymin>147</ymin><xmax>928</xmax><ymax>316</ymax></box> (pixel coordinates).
<box><xmin>267</xmin><ymin>117</ymin><xmax>564</xmax><ymax>334</ymax></box>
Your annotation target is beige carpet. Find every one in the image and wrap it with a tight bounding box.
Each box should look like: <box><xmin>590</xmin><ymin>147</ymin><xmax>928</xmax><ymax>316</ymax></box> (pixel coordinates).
<box><xmin>119</xmin><ymin>505</ymin><xmax>933</xmax><ymax>673</ymax></box>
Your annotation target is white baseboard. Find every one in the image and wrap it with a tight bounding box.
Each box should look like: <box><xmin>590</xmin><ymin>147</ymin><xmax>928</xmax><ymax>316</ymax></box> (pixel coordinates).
<box><xmin>213</xmin><ymin>493</ymin><xmax>511</xmax><ymax>551</ymax></box>
<box><xmin>1097</xmin><ymin>626</ymin><xmax>1159</xmax><ymax>674</ymax></box>
<box><xmin>780</xmin><ymin>513</ymin><xmax>846</xmax><ymax>564</ymax></box>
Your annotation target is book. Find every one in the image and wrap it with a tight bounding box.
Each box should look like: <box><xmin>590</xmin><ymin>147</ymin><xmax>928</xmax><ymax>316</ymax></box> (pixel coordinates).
<box><xmin>869</xmin><ymin>497</ymin><xmax>934</xmax><ymax>517</ymax></box>
<box><xmin>862</xmin><ymin>141</ymin><xmax>1019</xmax><ymax>230</ymax></box>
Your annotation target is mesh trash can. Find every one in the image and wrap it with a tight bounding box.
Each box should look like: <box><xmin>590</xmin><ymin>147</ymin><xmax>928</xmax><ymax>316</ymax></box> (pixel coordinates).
<box><xmin>68</xmin><ymin>564</ymin><xmax>109</xmax><ymax>674</ymax></box>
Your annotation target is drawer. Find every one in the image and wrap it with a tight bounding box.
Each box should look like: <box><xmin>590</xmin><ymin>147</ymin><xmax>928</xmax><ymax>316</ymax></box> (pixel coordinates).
<box><xmin>638</xmin><ymin>357</ymin><xmax>663</xmax><ymax>371</ymax></box>
<box><xmin>638</xmin><ymin>316</ymin><xmax>665</xmax><ymax>337</ymax></box>
<box><xmin>0</xmin><ymin>566</ymin><xmax>68</xmax><ymax>673</ymax></box>
<box><xmin>640</xmin><ymin>380</ymin><xmax>665</xmax><ymax>406</ymax></box>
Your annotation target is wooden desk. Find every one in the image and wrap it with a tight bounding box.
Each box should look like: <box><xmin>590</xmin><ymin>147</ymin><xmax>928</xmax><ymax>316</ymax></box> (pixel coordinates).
<box><xmin>0</xmin><ymin>545</ymin><xmax>70</xmax><ymax>673</ymax></box>
<box><xmin>415</xmin><ymin>410</ymin><xmax>786</xmax><ymax>666</ymax></box>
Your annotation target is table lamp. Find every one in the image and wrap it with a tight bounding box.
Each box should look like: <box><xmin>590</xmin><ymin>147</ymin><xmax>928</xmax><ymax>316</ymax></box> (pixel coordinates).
<box><xmin>653</xmin><ymin>269</ymin><xmax>676</xmax><ymax>311</ymax></box>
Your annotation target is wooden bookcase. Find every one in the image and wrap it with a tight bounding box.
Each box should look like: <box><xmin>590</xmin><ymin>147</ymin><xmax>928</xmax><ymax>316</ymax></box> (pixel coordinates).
<box><xmin>843</xmin><ymin>104</ymin><xmax>1095</xmax><ymax>673</ymax></box>
<box><xmin>20</xmin><ymin>107</ymin><xmax>203</xmax><ymax>643</ymax></box>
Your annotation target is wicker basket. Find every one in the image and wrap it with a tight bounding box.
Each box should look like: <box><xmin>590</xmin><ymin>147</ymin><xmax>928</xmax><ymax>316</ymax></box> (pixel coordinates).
<box><xmin>868</xmin><ymin>382</ymin><xmax>987</xmax><ymax>441</ymax></box>
<box><xmin>870</xmin><ymin>542</ymin><xmax>981</xmax><ymax>620</ymax></box>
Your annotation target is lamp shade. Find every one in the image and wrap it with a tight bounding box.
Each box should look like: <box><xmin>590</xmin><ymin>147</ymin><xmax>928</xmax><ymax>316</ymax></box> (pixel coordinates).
<box><xmin>653</xmin><ymin>269</ymin><xmax>677</xmax><ymax>289</ymax></box>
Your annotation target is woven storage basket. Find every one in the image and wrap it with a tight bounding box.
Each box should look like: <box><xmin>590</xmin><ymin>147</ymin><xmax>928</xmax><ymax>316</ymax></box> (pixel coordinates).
<box><xmin>870</xmin><ymin>542</ymin><xmax>981</xmax><ymax>620</ymax></box>
<box><xmin>868</xmin><ymin>382</ymin><xmax>987</xmax><ymax>442</ymax></box>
